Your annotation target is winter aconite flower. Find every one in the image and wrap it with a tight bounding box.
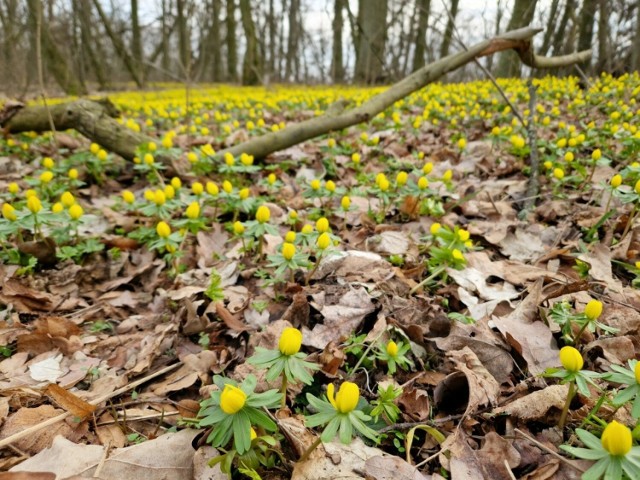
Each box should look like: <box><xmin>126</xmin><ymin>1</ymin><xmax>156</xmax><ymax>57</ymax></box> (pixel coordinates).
<box><xmin>2</xmin><ymin>203</ymin><xmax>17</xmax><ymax>221</ymax></box>
<box><xmin>376</xmin><ymin>338</ymin><xmax>413</xmax><ymax>374</ymax></box>
<box><xmin>584</xmin><ymin>299</ymin><xmax>603</xmax><ymax>320</ymax></box>
<box><xmin>256</xmin><ymin>205</ymin><xmax>271</xmax><ymax>223</ymax></box>
<box><xmin>601</xmin><ymin>421</ymin><xmax>631</xmax><ymax>456</ymax></box>
<box><xmin>68</xmin><ymin>204</ymin><xmax>83</xmax><ymax>220</ymax></box>
<box><xmin>27</xmin><ymin>196</ymin><xmax>42</xmax><ymax>214</ymax></box>
<box><xmin>386</xmin><ymin>341</ymin><xmax>398</xmax><ymax>357</ymax></box>
<box><xmin>157</xmin><ymin>221</ymin><xmax>171</xmax><ymax>238</ymax></box>
<box><xmin>185</xmin><ymin>202</ymin><xmax>200</xmax><ymax>219</ymax></box>
<box><xmin>611</xmin><ymin>174</ymin><xmax>622</xmax><ymax>188</ymax></box>
<box><xmin>278</xmin><ymin>327</ymin><xmax>302</xmax><ymax>356</ymax></box>
<box><xmin>560</xmin><ymin>346</ymin><xmax>584</xmax><ymax>373</ymax></box>
<box><xmin>327</xmin><ymin>382</ymin><xmax>359</xmax><ymax>414</ymax></box>
<box><xmin>220</xmin><ymin>384</ymin><xmax>247</xmax><ymax>414</ymax></box>
<box><xmin>281</xmin><ymin>242</ymin><xmax>296</xmax><ymax>261</ymax></box>
<box><xmin>316</xmin><ymin>232</ymin><xmax>331</xmax><ymax>250</ymax></box>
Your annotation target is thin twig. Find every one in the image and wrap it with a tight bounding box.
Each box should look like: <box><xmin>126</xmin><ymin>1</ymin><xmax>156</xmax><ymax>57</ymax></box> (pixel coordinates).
<box><xmin>521</xmin><ymin>78</ymin><xmax>540</xmax><ymax>214</ymax></box>
<box><xmin>514</xmin><ymin>428</ymin><xmax>586</xmax><ymax>473</ymax></box>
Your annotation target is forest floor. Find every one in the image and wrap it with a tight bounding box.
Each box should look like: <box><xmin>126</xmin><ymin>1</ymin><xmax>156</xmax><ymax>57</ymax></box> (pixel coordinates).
<box><xmin>1</xmin><ymin>77</ymin><xmax>640</xmax><ymax>480</ymax></box>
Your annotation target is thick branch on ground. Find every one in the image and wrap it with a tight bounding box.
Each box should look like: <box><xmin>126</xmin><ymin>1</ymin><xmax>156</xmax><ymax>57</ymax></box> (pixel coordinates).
<box><xmin>1</xmin><ymin>27</ymin><xmax>591</xmax><ymax>164</ymax></box>
<box><xmin>218</xmin><ymin>27</ymin><xmax>591</xmax><ymax>161</ymax></box>
<box><xmin>1</xmin><ymin>99</ymin><xmax>153</xmax><ymax>161</ymax></box>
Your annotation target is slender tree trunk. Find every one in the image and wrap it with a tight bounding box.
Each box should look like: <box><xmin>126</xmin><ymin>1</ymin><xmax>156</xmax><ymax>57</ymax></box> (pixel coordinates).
<box><xmin>176</xmin><ymin>0</ymin><xmax>190</xmax><ymax>78</ymax></box>
<box><xmin>439</xmin><ymin>0</ymin><xmax>459</xmax><ymax>58</ymax></box>
<box><xmin>0</xmin><ymin>0</ymin><xmax>19</xmax><ymax>88</ymax></box>
<box><xmin>552</xmin><ymin>0</ymin><xmax>575</xmax><ymax>56</ymax></box>
<box><xmin>27</xmin><ymin>0</ymin><xmax>87</xmax><ymax>95</ymax></box>
<box><xmin>595</xmin><ymin>0</ymin><xmax>610</xmax><ymax>73</ymax></box>
<box><xmin>78</xmin><ymin>0</ymin><xmax>108</xmax><ymax>89</ymax></box>
<box><xmin>486</xmin><ymin>0</ymin><xmax>503</xmax><ymax>71</ymax></box>
<box><xmin>495</xmin><ymin>0</ymin><xmax>538</xmax><ymax>77</ymax></box>
<box><xmin>284</xmin><ymin>0</ymin><xmax>299</xmax><ymax>81</ymax></box>
<box><xmin>161</xmin><ymin>0</ymin><xmax>170</xmax><ymax>79</ymax></box>
<box><xmin>331</xmin><ymin>0</ymin><xmax>345</xmax><ymax>83</ymax></box>
<box><xmin>577</xmin><ymin>0</ymin><xmax>597</xmax><ymax>73</ymax></box>
<box><xmin>412</xmin><ymin>0</ymin><xmax>430</xmax><ymax>72</ymax></box>
<box><xmin>632</xmin><ymin>0</ymin><xmax>640</xmax><ymax>71</ymax></box>
<box><xmin>267</xmin><ymin>0</ymin><xmax>276</xmax><ymax>80</ymax></box>
<box><xmin>539</xmin><ymin>0</ymin><xmax>560</xmax><ymax>55</ymax></box>
<box><xmin>354</xmin><ymin>0</ymin><xmax>388</xmax><ymax>83</ymax></box>
<box><xmin>131</xmin><ymin>0</ymin><xmax>144</xmax><ymax>84</ymax></box>
<box><xmin>226</xmin><ymin>0</ymin><xmax>238</xmax><ymax>81</ymax></box>
<box><xmin>210</xmin><ymin>0</ymin><xmax>222</xmax><ymax>81</ymax></box>
<box><xmin>239</xmin><ymin>0</ymin><xmax>261</xmax><ymax>85</ymax></box>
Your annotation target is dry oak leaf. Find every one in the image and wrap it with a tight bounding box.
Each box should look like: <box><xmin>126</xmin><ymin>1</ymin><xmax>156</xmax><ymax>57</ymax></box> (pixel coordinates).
<box><xmin>364</xmin><ymin>455</ymin><xmax>431</xmax><ymax>480</ymax></box>
<box><xmin>493</xmin><ymin>384</ymin><xmax>569</xmax><ymax>421</ymax></box>
<box><xmin>447</xmin><ymin>347</ymin><xmax>500</xmax><ymax>415</ymax></box>
<box><xmin>476</xmin><ymin>432</ymin><xmax>521</xmax><ymax>480</ymax></box>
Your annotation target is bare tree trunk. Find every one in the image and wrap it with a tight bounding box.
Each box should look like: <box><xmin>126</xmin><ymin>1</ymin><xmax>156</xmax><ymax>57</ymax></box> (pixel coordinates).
<box><xmin>226</xmin><ymin>0</ymin><xmax>238</xmax><ymax>81</ymax></box>
<box><xmin>485</xmin><ymin>0</ymin><xmax>503</xmax><ymax>71</ymax></box>
<box><xmin>354</xmin><ymin>0</ymin><xmax>388</xmax><ymax>83</ymax></box>
<box><xmin>412</xmin><ymin>0</ymin><xmax>430</xmax><ymax>72</ymax></box>
<box><xmin>552</xmin><ymin>0</ymin><xmax>575</xmax><ymax>56</ymax></box>
<box><xmin>577</xmin><ymin>0</ymin><xmax>597</xmax><ymax>73</ymax></box>
<box><xmin>211</xmin><ymin>0</ymin><xmax>222</xmax><ymax>81</ymax></box>
<box><xmin>267</xmin><ymin>0</ymin><xmax>276</xmax><ymax>80</ymax></box>
<box><xmin>539</xmin><ymin>0</ymin><xmax>560</xmax><ymax>55</ymax></box>
<box><xmin>239</xmin><ymin>0</ymin><xmax>261</xmax><ymax>85</ymax></box>
<box><xmin>331</xmin><ymin>0</ymin><xmax>345</xmax><ymax>83</ymax></box>
<box><xmin>161</xmin><ymin>0</ymin><xmax>171</xmax><ymax>79</ymax></box>
<box><xmin>78</xmin><ymin>0</ymin><xmax>108</xmax><ymax>89</ymax></box>
<box><xmin>176</xmin><ymin>0</ymin><xmax>190</xmax><ymax>78</ymax></box>
<box><xmin>0</xmin><ymin>0</ymin><xmax>19</xmax><ymax>89</ymax></box>
<box><xmin>496</xmin><ymin>0</ymin><xmax>538</xmax><ymax>77</ymax></box>
<box><xmin>439</xmin><ymin>0</ymin><xmax>459</xmax><ymax>58</ymax></box>
<box><xmin>284</xmin><ymin>0</ymin><xmax>299</xmax><ymax>81</ymax></box>
<box><xmin>92</xmin><ymin>0</ymin><xmax>143</xmax><ymax>87</ymax></box>
<box><xmin>27</xmin><ymin>0</ymin><xmax>87</xmax><ymax>95</ymax></box>
<box><xmin>595</xmin><ymin>0</ymin><xmax>610</xmax><ymax>73</ymax></box>
<box><xmin>131</xmin><ymin>0</ymin><xmax>144</xmax><ymax>84</ymax></box>
<box><xmin>632</xmin><ymin>0</ymin><xmax>640</xmax><ymax>71</ymax></box>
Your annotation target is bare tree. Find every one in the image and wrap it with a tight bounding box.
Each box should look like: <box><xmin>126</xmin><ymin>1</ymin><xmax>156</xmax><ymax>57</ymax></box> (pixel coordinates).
<box><xmin>331</xmin><ymin>0</ymin><xmax>346</xmax><ymax>82</ymax></box>
<box><xmin>496</xmin><ymin>0</ymin><xmax>538</xmax><ymax>77</ymax></box>
<box><xmin>632</xmin><ymin>0</ymin><xmax>640</xmax><ymax>71</ymax></box>
<box><xmin>226</xmin><ymin>0</ymin><xmax>238</xmax><ymax>81</ymax></box>
<box><xmin>239</xmin><ymin>0</ymin><xmax>262</xmax><ymax>85</ymax></box>
<box><xmin>412</xmin><ymin>0</ymin><xmax>430</xmax><ymax>72</ymax></box>
<box><xmin>354</xmin><ymin>0</ymin><xmax>388</xmax><ymax>83</ymax></box>
<box><xmin>577</xmin><ymin>0</ymin><xmax>597</xmax><ymax>73</ymax></box>
<box><xmin>439</xmin><ymin>0</ymin><xmax>459</xmax><ymax>58</ymax></box>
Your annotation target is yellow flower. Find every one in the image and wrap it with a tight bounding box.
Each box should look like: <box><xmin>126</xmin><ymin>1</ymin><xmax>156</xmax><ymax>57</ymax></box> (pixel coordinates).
<box><xmin>144</xmin><ymin>189</ymin><xmax>155</xmax><ymax>201</ymax></box>
<box><xmin>60</xmin><ymin>192</ymin><xmax>75</xmax><ymax>207</ymax></box>
<box><xmin>2</xmin><ymin>203</ymin><xmax>17</xmax><ymax>221</ymax></box>
<box><xmin>326</xmin><ymin>180</ymin><xmax>336</xmax><ymax>193</ymax></box>
<box><xmin>97</xmin><ymin>149</ymin><xmax>108</xmax><ymax>161</ymax></box>
<box><xmin>153</xmin><ymin>189</ymin><xmax>166</xmax><ymax>206</ymax></box>
<box><xmin>40</xmin><ymin>171</ymin><xmax>54</xmax><ymax>183</ymax></box>
<box><xmin>239</xmin><ymin>188</ymin><xmax>250</xmax><ymax>200</ymax></box>
<box><xmin>635</xmin><ymin>362</ymin><xmax>640</xmax><ymax>384</ymax></box>
<box><xmin>635</xmin><ymin>179</ymin><xmax>640</xmax><ymax>195</ymax></box>
<box><xmin>285</xmin><ymin>231</ymin><xmax>296</xmax><ymax>243</ymax></box>
<box><xmin>8</xmin><ymin>183</ymin><xmax>19</xmax><ymax>194</ymax></box>
<box><xmin>223</xmin><ymin>180</ymin><xmax>233</xmax><ymax>193</ymax></box>
<box><xmin>584</xmin><ymin>299</ymin><xmax>603</xmax><ymax>320</ymax></box>
<box><xmin>327</xmin><ymin>138</ymin><xmax>336</xmax><ymax>148</ymax></box>
<box><xmin>240</xmin><ymin>153</ymin><xmax>254</xmax><ymax>166</ymax></box>
<box><xmin>559</xmin><ymin>346</ymin><xmax>583</xmax><ymax>372</ymax></box>
<box><xmin>185</xmin><ymin>202</ymin><xmax>200</xmax><ymax>219</ymax></box>
<box><xmin>341</xmin><ymin>196</ymin><xmax>351</xmax><ymax>210</ymax></box>
<box><xmin>268</xmin><ymin>173</ymin><xmax>276</xmax><ymax>185</ymax></box>
<box><xmin>378</xmin><ymin>176</ymin><xmax>390</xmax><ymax>191</ymax></box>
<box><xmin>396</xmin><ymin>171</ymin><xmax>408</xmax><ymax>186</ymax></box>
<box><xmin>422</xmin><ymin>162</ymin><xmax>433</xmax><ymax>174</ymax></box>
<box><xmin>68</xmin><ymin>168</ymin><xmax>78</xmax><ymax>180</ymax></box>
<box><xmin>301</xmin><ymin>224</ymin><xmax>313</xmax><ymax>234</ymax></box>
<box><xmin>327</xmin><ymin>382</ymin><xmax>359</xmax><ymax>414</ymax></box>
<box><xmin>316</xmin><ymin>217</ymin><xmax>329</xmax><ymax>233</ymax></box>
<box><xmin>418</xmin><ymin>176</ymin><xmax>429</xmax><ymax>190</ymax></box>
<box><xmin>27</xmin><ymin>196</ymin><xmax>42</xmax><ymax>214</ymax></box>
<box><xmin>457</xmin><ymin>138</ymin><xmax>467</xmax><ymax>150</ymax></box>
<box><xmin>42</xmin><ymin>157</ymin><xmax>54</xmax><ymax>169</ymax></box>
<box><xmin>386</xmin><ymin>341</ymin><xmax>398</xmax><ymax>357</ymax></box>
<box><xmin>351</xmin><ymin>153</ymin><xmax>361</xmax><ymax>164</ymax></box>
<box><xmin>192</xmin><ymin>182</ymin><xmax>204</xmax><ymax>195</ymax></box>
<box><xmin>122</xmin><ymin>190</ymin><xmax>135</xmax><ymax>204</ymax></box>
<box><xmin>289</xmin><ymin>210</ymin><xmax>298</xmax><ymax>220</ymax></box>
<box><xmin>220</xmin><ymin>384</ymin><xmax>247</xmax><ymax>415</ymax></box>
<box><xmin>564</xmin><ymin>152</ymin><xmax>574</xmax><ymax>162</ymax></box>
<box><xmin>511</xmin><ymin>135</ymin><xmax>525</xmax><ymax>149</ymax></box>
<box><xmin>206</xmin><ymin>182</ymin><xmax>219</xmax><ymax>196</ymax></box>
<box><xmin>187</xmin><ymin>152</ymin><xmax>198</xmax><ymax>163</ymax></box>
<box><xmin>156</xmin><ymin>221</ymin><xmax>171</xmax><ymax>238</ymax></box>
<box><xmin>601</xmin><ymin>420</ymin><xmax>632</xmax><ymax>457</ymax></box>
<box><xmin>452</xmin><ymin>249</ymin><xmax>465</xmax><ymax>261</ymax></box>
<box><xmin>310</xmin><ymin>179</ymin><xmax>321</xmax><ymax>191</ymax></box>
<box><xmin>90</xmin><ymin>143</ymin><xmax>100</xmax><ymax>154</ymax></box>
<box><xmin>250</xmin><ymin>428</ymin><xmax>257</xmax><ymax>441</ymax></box>
<box><xmin>611</xmin><ymin>174</ymin><xmax>622</xmax><ymax>188</ymax></box>
<box><xmin>69</xmin><ymin>204</ymin><xmax>84</xmax><ymax>220</ymax></box>
<box><xmin>282</xmin><ymin>242</ymin><xmax>296</xmax><ymax>261</ymax></box>
<box><xmin>278</xmin><ymin>327</ymin><xmax>302</xmax><ymax>355</ymax></box>
<box><xmin>171</xmin><ymin>177</ymin><xmax>182</xmax><ymax>189</ymax></box>
<box><xmin>162</xmin><ymin>136</ymin><xmax>173</xmax><ymax>149</ymax></box>
<box><xmin>442</xmin><ymin>170</ymin><xmax>453</xmax><ymax>182</ymax></box>
<box><xmin>51</xmin><ymin>202</ymin><xmax>63</xmax><ymax>213</ymax></box>
<box><xmin>317</xmin><ymin>232</ymin><xmax>331</xmax><ymax>250</ymax></box>
<box><xmin>233</xmin><ymin>221</ymin><xmax>245</xmax><ymax>235</ymax></box>
<box><xmin>592</xmin><ymin>149</ymin><xmax>602</xmax><ymax>161</ymax></box>
<box><xmin>430</xmin><ymin>223</ymin><xmax>441</xmax><ymax>235</ymax></box>
<box><xmin>164</xmin><ymin>185</ymin><xmax>175</xmax><ymax>200</ymax></box>
<box><xmin>256</xmin><ymin>205</ymin><xmax>271</xmax><ymax>223</ymax></box>
<box><xmin>458</xmin><ymin>229</ymin><xmax>470</xmax><ymax>242</ymax></box>
<box><xmin>553</xmin><ymin>168</ymin><xmax>565</xmax><ymax>180</ymax></box>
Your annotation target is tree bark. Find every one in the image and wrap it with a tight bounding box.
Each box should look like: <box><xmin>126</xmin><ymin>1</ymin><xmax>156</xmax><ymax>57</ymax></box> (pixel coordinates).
<box><xmin>412</xmin><ymin>0</ymin><xmax>430</xmax><ymax>72</ymax></box>
<box><xmin>284</xmin><ymin>0</ymin><xmax>299</xmax><ymax>81</ymax></box>
<box><xmin>577</xmin><ymin>0</ymin><xmax>597</xmax><ymax>73</ymax></box>
<box><xmin>539</xmin><ymin>0</ymin><xmax>560</xmax><ymax>56</ymax></box>
<box><xmin>2</xmin><ymin>28</ymin><xmax>591</xmax><ymax>166</ymax></box>
<box><xmin>77</xmin><ymin>0</ymin><xmax>108</xmax><ymax>89</ymax></box>
<box><xmin>239</xmin><ymin>0</ymin><xmax>261</xmax><ymax>85</ymax></box>
<box><xmin>131</xmin><ymin>0</ymin><xmax>144</xmax><ymax>84</ymax></box>
<box><xmin>354</xmin><ymin>0</ymin><xmax>388</xmax><ymax>83</ymax></box>
<box><xmin>331</xmin><ymin>0</ymin><xmax>345</xmax><ymax>83</ymax></box>
<box><xmin>632</xmin><ymin>0</ymin><xmax>640</xmax><ymax>71</ymax></box>
<box><xmin>176</xmin><ymin>0</ymin><xmax>190</xmax><ymax>77</ymax></box>
<box><xmin>439</xmin><ymin>0</ymin><xmax>459</xmax><ymax>58</ymax></box>
<box><xmin>211</xmin><ymin>0</ymin><xmax>222</xmax><ymax>81</ymax></box>
<box><xmin>495</xmin><ymin>0</ymin><xmax>538</xmax><ymax>77</ymax></box>
<box><xmin>595</xmin><ymin>0</ymin><xmax>610</xmax><ymax>73</ymax></box>
<box><xmin>551</xmin><ymin>0</ymin><xmax>575</xmax><ymax>57</ymax></box>
<box><xmin>226</xmin><ymin>0</ymin><xmax>238</xmax><ymax>82</ymax></box>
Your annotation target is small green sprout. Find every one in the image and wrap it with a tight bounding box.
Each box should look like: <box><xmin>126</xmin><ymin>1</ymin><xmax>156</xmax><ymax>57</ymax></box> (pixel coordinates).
<box><xmin>375</xmin><ymin>340</ymin><xmax>413</xmax><ymax>375</ymax></box>
<box><xmin>605</xmin><ymin>360</ymin><xmax>640</xmax><ymax>418</ymax></box>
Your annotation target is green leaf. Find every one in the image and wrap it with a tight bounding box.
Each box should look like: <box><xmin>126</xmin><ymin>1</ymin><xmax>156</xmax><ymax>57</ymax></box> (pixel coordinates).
<box><xmin>244</xmin><ymin>406</ymin><xmax>277</xmax><ymax>432</ymax></box>
<box><xmin>233</xmin><ymin>411</ymin><xmax>252</xmax><ymax>454</ymax></box>
<box><xmin>576</xmin><ymin>429</ymin><xmax>606</xmax><ymax>451</ymax></box>
<box><xmin>305</xmin><ymin>410</ymin><xmax>338</xmax><ymax>428</ymax></box>
<box><xmin>320</xmin><ymin>416</ymin><xmax>341</xmax><ymax>443</ymax></box>
<box><xmin>339</xmin><ymin>415</ymin><xmax>353</xmax><ymax>444</ymax></box>
<box><xmin>582</xmin><ymin>457</ymin><xmax>610</xmax><ymax>480</ymax></box>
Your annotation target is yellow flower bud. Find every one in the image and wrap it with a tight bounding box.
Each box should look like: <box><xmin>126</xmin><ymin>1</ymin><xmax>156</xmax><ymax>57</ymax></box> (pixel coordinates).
<box><xmin>68</xmin><ymin>168</ymin><xmax>79</xmax><ymax>180</ymax></box>
<box><xmin>250</xmin><ymin>427</ymin><xmax>257</xmax><ymax>441</ymax></box>
<box><xmin>40</xmin><ymin>171</ymin><xmax>53</xmax><ymax>183</ymax></box>
<box><xmin>25</xmin><ymin>189</ymin><xmax>37</xmax><ymax>199</ymax></box>
<box><xmin>90</xmin><ymin>143</ymin><xmax>100</xmax><ymax>154</ymax></box>
<box><xmin>164</xmin><ymin>185</ymin><xmax>175</xmax><ymax>200</ymax></box>
<box><xmin>327</xmin><ymin>382</ymin><xmax>359</xmax><ymax>414</ymax></box>
<box><xmin>317</xmin><ymin>232</ymin><xmax>331</xmax><ymax>250</ymax></box>
<box><xmin>635</xmin><ymin>362</ymin><xmax>640</xmax><ymax>384</ymax></box>
<box><xmin>239</xmin><ymin>188</ymin><xmax>250</xmax><ymax>200</ymax></box>
<box><xmin>316</xmin><ymin>217</ymin><xmax>329</xmax><ymax>233</ymax></box>
<box><xmin>240</xmin><ymin>153</ymin><xmax>254</xmax><ymax>166</ymax></box>
<box><xmin>458</xmin><ymin>229</ymin><xmax>470</xmax><ymax>242</ymax></box>
<box><xmin>223</xmin><ymin>180</ymin><xmax>233</xmax><ymax>193</ymax></box>
<box><xmin>220</xmin><ymin>384</ymin><xmax>247</xmax><ymax>415</ymax></box>
<box><xmin>386</xmin><ymin>341</ymin><xmax>398</xmax><ymax>357</ymax></box>
<box><xmin>418</xmin><ymin>176</ymin><xmax>429</xmax><ymax>190</ymax></box>
<box><xmin>61</xmin><ymin>192</ymin><xmax>75</xmax><ymax>207</ymax></box>
<box><xmin>185</xmin><ymin>202</ymin><xmax>200</xmax><ymax>219</ymax></box>
<box><xmin>584</xmin><ymin>299</ymin><xmax>603</xmax><ymax>320</ymax></box>
<box><xmin>430</xmin><ymin>223</ymin><xmax>441</xmax><ymax>235</ymax></box>
<box><xmin>289</xmin><ymin>210</ymin><xmax>298</xmax><ymax>220</ymax></box>
<box><xmin>2</xmin><ymin>203</ymin><xmax>17</xmax><ymax>221</ymax></box>
<box><xmin>256</xmin><ymin>205</ymin><xmax>271</xmax><ymax>223</ymax></box>
<box><xmin>8</xmin><ymin>183</ymin><xmax>19</xmax><ymax>194</ymax></box>
<box><xmin>396</xmin><ymin>171</ymin><xmax>408</xmax><ymax>186</ymax></box>
<box><xmin>144</xmin><ymin>189</ymin><xmax>154</xmax><ymax>201</ymax></box>
<box><xmin>553</xmin><ymin>168</ymin><xmax>565</xmax><ymax>180</ymax></box>
<box><xmin>42</xmin><ymin>157</ymin><xmax>54</xmax><ymax>169</ymax></box>
<box><xmin>187</xmin><ymin>152</ymin><xmax>198</xmax><ymax>163</ymax></box>
<box><xmin>52</xmin><ymin>202</ymin><xmax>64</xmax><ymax>213</ymax></box>
<box><xmin>224</xmin><ymin>152</ymin><xmax>235</xmax><ymax>165</ymax></box>
<box><xmin>27</xmin><ymin>196</ymin><xmax>42</xmax><ymax>214</ymax></box>
<box><xmin>422</xmin><ymin>162</ymin><xmax>433</xmax><ymax>174</ymax></box>
<box><xmin>156</xmin><ymin>221</ymin><xmax>171</xmax><ymax>238</ymax></box>
<box><xmin>378</xmin><ymin>176</ymin><xmax>390</xmax><ymax>191</ymax></box>
<box><xmin>452</xmin><ymin>249</ymin><xmax>465</xmax><ymax>261</ymax></box>
<box><xmin>153</xmin><ymin>189</ymin><xmax>166</xmax><ymax>206</ymax></box>
<box><xmin>457</xmin><ymin>138</ymin><xmax>467</xmax><ymax>150</ymax></box>
<box><xmin>268</xmin><ymin>173</ymin><xmax>276</xmax><ymax>185</ymax></box>
<box><xmin>635</xmin><ymin>179</ymin><xmax>640</xmax><ymax>194</ymax></box>
<box><xmin>97</xmin><ymin>149</ymin><xmax>108</xmax><ymax>161</ymax></box>
<box><xmin>601</xmin><ymin>420</ymin><xmax>632</xmax><ymax>457</ymax></box>
<box><xmin>592</xmin><ymin>149</ymin><xmax>602</xmax><ymax>161</ymax></box>
<box><xmin>310</xmin><ymin>179</ymin><xmax>321</xmax><ymax>191</ymax></box>
<box><xmin>122</xmin><ymin>190</ymin><xmax>135</xmax><ymax>204</ymax></box>
<box><xmin>206</xmin><ymin>181</ymin><xmax>219</xmax><ymax>196</ymax></box>
<box><xmin>278</xmin><ymin>327</ymin><xmax>302</xmax><ymax>355</ymax></box>
<box><xmin>564</xmin><ymin>152</ymin><xmax>574</xmax><ymax>162</ymax></box>
<box><xmin>69</xmin><ymin>204</ymin><xmax>84</xmax><ymax>220</ymax></box>
<box><xmin>192</xmin><ymin>182</ymin><xmax>204</xmax><ymax>195</ymax></box>
<box><xmin>326</xmin><ymin>180</ymin><xmax>336</xmax><ymax>192</ymax></box>
<box><xmin>559</xmin><ymin>346</ymin><xmax>583</xmax><ymax>372</ymax></box>
<box><xmin>351</xmin><ymin>153</ymin><xmax>361</xmax><ymax>164</ymax></box>
<box><xmin>285</xmin><ymin>231</ymin><xmax>296</xmax><ymax>243</ymax></box>
<box><xmin>282</xmin><ymin>242</ymin><xmax>296</xmax><ymax>261</ymax></box>
<box><xmin>610</xmin><ymin>174</ymin><xmax>622</xmax><ymax>188</ymax></box>
<box><xmin>233</xmin><ymin>221</ymin><xmax>245</xmax><ymax>235</ymax></box>
<box><xmin>327</xmin><ymin>138</ymin><xmax>336</xmax><ymax>148</ymax></box>
<box><xmin>341</xmin><ymin>196</ymin><xmax>351</xmax><ymax>210</ymax></box>
<box><xmin>171</xmin><ymin>177</ymin><xmax>182</xmax><ymax>189</ymax></box>
<box><xmin>301</xmin><ymin>224</ymin><xmax>313</xmax><ymax>234</ymax></box>
<box><xmin>443</xmin><ymin>170</ymin><xmax>453</xmax><ymax>182</ymax></box>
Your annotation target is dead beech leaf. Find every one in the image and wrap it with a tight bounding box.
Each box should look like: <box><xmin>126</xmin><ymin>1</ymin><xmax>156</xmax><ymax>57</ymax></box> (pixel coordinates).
<box><xmin>493</xmin><ymin>385</ymin><xmax>569</xmax><ymax>421</ymax></box>
<box><xmin>0</xmin><ymin>473</ymin><xmax>56</xmax><ymax>480</ymax></box>
<box><xmin>476</xmin><ymin>432</ymin><xmax>521</xmax><ymax>480</ymax></box>
<box><xmin>95</xmin><ymin>413</ymin><xmax>126</xmax><ymax>448</ymax></box>
<box><xmin>0</xmin><ymin>279</ymin><xmax>55</xmax><ymax>312</ymax></box>
<box><xmin>397</xmin><ymin>388</ymin><xmax>430</xmax><ymax>421</ymax></box>
<box><xmin>438</xmin><ymin>431</ymin><xmax>484</xmax><ymax>479</ymax></box>
<box><xmin>492</xmin><ymin>279</ymin><xmax>560</xmax><ymax>375</ymax></box>
<box><xmin>10</xmin><ymin>429</ymin><xmax>198</xmax><ymax>480</ymax></box>
<box><xmin>44</xmin><ymin>384</ymin><xmax>96</xmax><ymax>420</ymax></box>
<box><xmin>364</xmin><ymin>455</ymin><xmax>431</xmax><ymax>480</ymax></box>
<box><xmin>192</xmin><ymin>446</ymin><xmax>226</xmax><ymax>480</ymax></box>
<box><xmin>445</xmin><ymin>347</ymin><xmax>500</xmax><ymax>415</ymax></box>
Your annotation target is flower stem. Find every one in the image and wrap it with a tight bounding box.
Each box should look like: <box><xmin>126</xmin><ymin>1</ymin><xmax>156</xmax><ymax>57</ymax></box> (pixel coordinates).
<box><xmin>305</xmin><ymin>250</ymin><xmax>324</xmax><ymax>286</ymax></box>
<box><xmin>299</xmin><ymin>436</ymin><xmax>323</xmax><ymax>462</ymax></box>
<box><xmin>347</xmin><ymin>327</ymin><xmax>387</xmax><ymax>380</ymax></box>
<box><xmin>573</xmin><ymin>320</ymin><xmax>591</xmax><ymax>345</ymax></box>
<box><xmin>620</xmin><ymin>204</ymin><xmax>638</xmax><ymax>243</ymax></box>
<box><xmin>558</xmin><ymin>380</ymin><xmax>576</xmax><ymax>429</ymax></box>
<box><xmin>280</xmin><ymin>372</ymin><xmax>288</xmax><ymax>409</ymax></box>
<box><xmin>409</xmin><ymin>265</ymin><xmax>446</xmax><ymax>295</ymax></box>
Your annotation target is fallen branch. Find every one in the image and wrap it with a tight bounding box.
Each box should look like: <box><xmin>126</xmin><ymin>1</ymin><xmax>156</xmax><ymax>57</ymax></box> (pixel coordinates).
<box><xmin>1</xmin><ymin>27</ymin><xmax>591</xmax><ymax>164</ymax></box>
